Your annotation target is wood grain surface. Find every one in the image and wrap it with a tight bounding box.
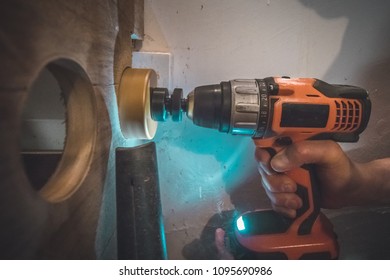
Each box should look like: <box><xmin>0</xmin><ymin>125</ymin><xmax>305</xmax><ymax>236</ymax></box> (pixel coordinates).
<box><xmin>0</xmin><ymin>0</ymin><xmax>141</xmax><ymax>259</ymax></box>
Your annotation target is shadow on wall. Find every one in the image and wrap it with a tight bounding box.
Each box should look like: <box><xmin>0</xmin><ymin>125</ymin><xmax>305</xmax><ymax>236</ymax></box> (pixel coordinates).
<box><xmin>303</xmin><ymin>0</ymin><xmax>390</xmax><ymax>260</ymax></box>
<box><xmin>300</xmin><ymin>0</ymin><xmax>390</xmax><ymax>159</ymax></box>
<box><xmin>183</xmin><ymin>0</ymin><xmax>390</xmax><ymax>260</ymax></box>
<box><xmin>347</xmin><ymin>58</ymin><xmax>390</xmax><ymax>161</ymax></box>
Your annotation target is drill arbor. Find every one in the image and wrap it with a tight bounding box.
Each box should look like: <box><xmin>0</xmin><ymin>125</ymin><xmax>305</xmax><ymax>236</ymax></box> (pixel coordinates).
<box><xmin>150</xmin><ymin>88</ymin><xmax>188</xmax><ymax>122</ymax></box>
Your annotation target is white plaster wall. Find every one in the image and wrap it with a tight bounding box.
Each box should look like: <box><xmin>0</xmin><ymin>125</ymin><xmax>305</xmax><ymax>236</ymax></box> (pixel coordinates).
<box><xmin>141</xmin><ymin>0</ymin><xmax>390</xmax><ymax>259</ymax></box>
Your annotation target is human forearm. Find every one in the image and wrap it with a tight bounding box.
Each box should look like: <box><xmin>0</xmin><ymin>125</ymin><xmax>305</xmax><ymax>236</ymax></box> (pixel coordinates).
<box><xmin>352</xmin><ymin>158</ymin><xmax>390</xmax><ymax>206</ymax></box>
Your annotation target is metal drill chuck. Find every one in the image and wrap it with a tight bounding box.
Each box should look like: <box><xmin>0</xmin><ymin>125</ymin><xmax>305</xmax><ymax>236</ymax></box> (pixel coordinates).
<box><xmin>150</xmin><ymin>87</ymin><xmax>188</xmax><ymax>122</ymax></box>
<box><xmin>229</xmin><ymin>79</ymin><xmax>262</xmax><ymax>136</ymax></box>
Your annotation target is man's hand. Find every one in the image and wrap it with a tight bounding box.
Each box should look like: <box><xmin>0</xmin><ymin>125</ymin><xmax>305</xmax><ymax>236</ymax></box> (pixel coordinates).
<box><xmin>255</xmin><ymin>140</ymin><xmax>367</xmax><ymax>218</ymax></box>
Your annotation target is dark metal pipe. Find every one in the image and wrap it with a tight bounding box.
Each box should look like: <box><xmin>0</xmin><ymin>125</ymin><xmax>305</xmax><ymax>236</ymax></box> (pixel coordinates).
<box><xmin>116</xmin><ymin>142</ymin><xmax>167</xmax><ymax>259</ymax></box>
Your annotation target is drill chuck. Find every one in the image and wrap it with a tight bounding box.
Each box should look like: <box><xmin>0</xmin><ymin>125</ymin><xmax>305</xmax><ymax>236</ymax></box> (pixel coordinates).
<box><xmin>187</xmin><ymin>79</ymin><xmax>274</xmax><ymax>137</ymax></box>
<box><xmin>190</xmin><ymin>82</ymin><xmax>232</xmax><ymax>132</ymax></box>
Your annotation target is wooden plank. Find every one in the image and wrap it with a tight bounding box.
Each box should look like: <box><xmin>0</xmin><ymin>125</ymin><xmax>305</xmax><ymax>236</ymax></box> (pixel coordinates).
<box><xmin>0</xmin><ymin>0</ymin><xmax>140</xmax><ymax>259</ymax></box>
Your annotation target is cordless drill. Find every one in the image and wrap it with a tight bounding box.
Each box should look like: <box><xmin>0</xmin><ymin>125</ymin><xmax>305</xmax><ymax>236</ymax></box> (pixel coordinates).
<box><xmin>150</xmin><ymin>77</ymin><xmax>371</xmax><ymax>259</ymax></box>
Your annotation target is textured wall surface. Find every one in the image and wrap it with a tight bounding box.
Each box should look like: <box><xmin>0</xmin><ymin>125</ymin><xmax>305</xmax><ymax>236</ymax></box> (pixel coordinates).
<box><xmin>140</xmin><ymin>0</ymin><xmax>390</xmax><ymax>259</ymax></box>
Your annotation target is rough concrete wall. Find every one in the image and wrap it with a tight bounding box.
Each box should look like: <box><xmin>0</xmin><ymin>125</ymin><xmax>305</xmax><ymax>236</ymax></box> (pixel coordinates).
<box><xmin>140</xmin><ymin>0</ymin><xmax>390</xmax><ymax>259</ymax></box>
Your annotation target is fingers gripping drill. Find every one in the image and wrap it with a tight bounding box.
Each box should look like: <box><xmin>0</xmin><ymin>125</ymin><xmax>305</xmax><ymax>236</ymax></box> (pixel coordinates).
<box><xmin>150</xmin><ymin>77</ymin><xmax>371</xmax><ymax>259</ymax></box>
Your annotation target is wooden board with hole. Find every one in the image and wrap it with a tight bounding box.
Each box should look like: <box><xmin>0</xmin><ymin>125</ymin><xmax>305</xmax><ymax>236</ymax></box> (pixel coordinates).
<box><xmin>0</xmin><ymin>0</ymin><xmax>142</xmax><ymax>259</ymax></box>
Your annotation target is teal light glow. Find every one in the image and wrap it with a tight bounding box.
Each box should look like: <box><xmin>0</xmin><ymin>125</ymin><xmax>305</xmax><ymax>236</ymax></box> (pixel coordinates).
<box><xmin>236</xmin><ymin>216</ymin><xmax>245</xmax><ymax>231</ymax></box>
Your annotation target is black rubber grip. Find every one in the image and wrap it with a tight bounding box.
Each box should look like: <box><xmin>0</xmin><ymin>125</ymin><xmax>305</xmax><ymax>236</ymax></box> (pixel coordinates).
<box><xmin>297</xmin><ymin>164</ymin><xmax>321</xmax><ymax>235</ymax></box>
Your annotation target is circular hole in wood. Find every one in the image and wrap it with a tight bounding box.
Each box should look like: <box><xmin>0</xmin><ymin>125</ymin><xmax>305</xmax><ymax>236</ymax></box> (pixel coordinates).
<box><xmin>21</xmin><ymin>59</ymin><xmax>97</xmax><ymax>203</ymax></box>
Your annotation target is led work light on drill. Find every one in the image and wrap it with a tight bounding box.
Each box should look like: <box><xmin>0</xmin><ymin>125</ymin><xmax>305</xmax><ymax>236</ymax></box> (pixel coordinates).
<box><xmin>150</xmin><ymin>77</ymin><xmax>371</xmax><ymax>259</ymax></box>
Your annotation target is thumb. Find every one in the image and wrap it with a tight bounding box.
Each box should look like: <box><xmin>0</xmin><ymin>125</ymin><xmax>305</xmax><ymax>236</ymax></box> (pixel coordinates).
<box><xmin>270</xmin><ymin>140</ymin><xmax>343</xmax><ymax>172</ymax></box>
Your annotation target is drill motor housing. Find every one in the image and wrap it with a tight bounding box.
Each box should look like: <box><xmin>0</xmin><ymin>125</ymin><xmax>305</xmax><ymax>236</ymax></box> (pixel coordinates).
<box><xmin>190</xmin><ymin>77</ymin><xmax>371</xmax><ymax>145</ymax></box>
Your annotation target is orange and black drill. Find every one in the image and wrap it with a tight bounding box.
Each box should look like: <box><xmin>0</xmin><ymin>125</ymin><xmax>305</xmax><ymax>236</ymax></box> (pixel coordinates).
<box><xmin>150</xmin><ymin>76</ymin><xmax>371</xmax><ymax>259</ymax></box>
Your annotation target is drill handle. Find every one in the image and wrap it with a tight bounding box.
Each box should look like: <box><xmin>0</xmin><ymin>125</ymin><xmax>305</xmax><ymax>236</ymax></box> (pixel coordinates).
<box><xmin>261</xmin><ymin>145</ymin><xmax>321</xmax><ymax>235</ymax></box>
<box><xmin>286</xmin><ymin>165</ymin><xmax>321</xmax><ymax>234</ymax></box>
